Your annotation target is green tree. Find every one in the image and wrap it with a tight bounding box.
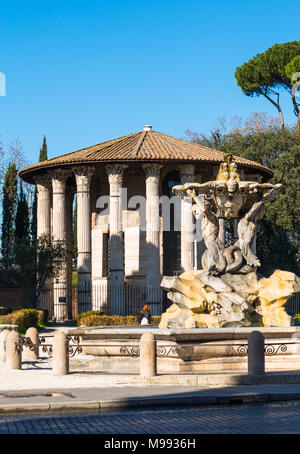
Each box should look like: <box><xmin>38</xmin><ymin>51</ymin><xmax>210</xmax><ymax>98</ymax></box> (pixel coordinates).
<box><xmin>1</xmin><ymin>163</ymin><xmax>18</xmax><ymax>268</ymax></box>
<box><xmin>235</xmin><ymin>41</ymin><xmax>300</xmax><ymax>129</ymax></box>
<box><xmin>187</xmin><ymin>114</ymin><xmax>300</xmax><ymax>276</ymax></box>
<box><xmin>31</xmin><ymin>135</ymin><xmax>48</xmax><ymax>241</ymax></box>
<box><xmin>15</xmin><ymin>182</ymin><xmax>30</xmax><ymax>245</ymax></box>
<box><xmin>0</xmin><ymin>234</ymin><xmax>66</xmax><ymax>297</ymax></box>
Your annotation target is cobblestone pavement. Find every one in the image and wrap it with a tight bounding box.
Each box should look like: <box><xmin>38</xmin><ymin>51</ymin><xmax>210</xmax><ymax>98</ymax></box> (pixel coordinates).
<box><xmin>1</xmin><ymin>400</ymin><xmax>300</xmax><ymax>434</ymax></box>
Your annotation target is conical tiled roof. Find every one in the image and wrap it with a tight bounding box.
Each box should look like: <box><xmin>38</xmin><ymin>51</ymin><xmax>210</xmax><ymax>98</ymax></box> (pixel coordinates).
<box><xmin>19</xmin><ymin>128</ymin><xmax>273</xmax><ymax>183</ymax></box>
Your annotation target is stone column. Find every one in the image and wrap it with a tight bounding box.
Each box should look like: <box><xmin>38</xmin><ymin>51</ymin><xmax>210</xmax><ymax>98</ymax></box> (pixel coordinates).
<box><xmin>34</xmin><ymin>175</ymin><xmax>52</xmax><ymax>311</ymax></box>
<box><xmin>143</xmin><ymin>164</ymin><xmax>162</xmax><ymax>315</ymax></box>
<box><xmin>51</xmin><ymin>170</ymin><xmax>71</xmax><ymax>321</ymax></box>
<box><xmin>180</xmin><ymin>165</ymin><xmax>195</xmax><ymax>271</ymax></box>
<box><xmin>74</xmin><ymin>167</ymin><xmax>95</xmax><ymax>315</ymax></box>
<box><xmin>65</xmin><ymin>185</ymin><xmax>75</xmax><ymax>319</ymax></box>
<box><xmin>106</xmin><ymin>165</ymin><xmax>126</xmax><ymax>315</ymax></box>
<box><xmin>35</xmin><ymin>175</ymin><xmax>51</xmax><ymax>238</ymax></box>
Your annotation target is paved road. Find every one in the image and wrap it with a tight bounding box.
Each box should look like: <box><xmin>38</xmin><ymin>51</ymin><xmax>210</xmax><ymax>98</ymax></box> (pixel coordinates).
<box><xmin>1</xmin><ymin>400</ymin><xmax>300</xmax><ymax>434</ymax></box>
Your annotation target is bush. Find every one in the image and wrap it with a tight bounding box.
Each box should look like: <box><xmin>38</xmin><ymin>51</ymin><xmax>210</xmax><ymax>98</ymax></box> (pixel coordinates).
<box><xmin>77</xmin><ymin>310</ymin><xmax>103</xmax><ymax>325</ymax></box>
<box><xmin>150</xmin><ymin>316</ymin><xmax>161</xmax><ymax>325</ymax></box>
<box><xmin>0</xmin><ymin>308</ymin><xmax>41</xmax><ymax>333</ymax></box>
<box><xmin>37</xmin><ymin>309</ymin><xmax>48</xmax><ymax>325</ymax></box>
<box><xmin>77</xmin><ymin>314</ymin><xmax>161</xmax><ymax>327</ymax></box>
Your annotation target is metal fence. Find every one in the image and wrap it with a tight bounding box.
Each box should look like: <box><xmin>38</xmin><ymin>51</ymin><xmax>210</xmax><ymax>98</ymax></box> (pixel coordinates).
<box><xmin>2</xmin><ymin>284</ymin><xmax>300</xmax><ymax>321</ymax></box>
<box><xmin>286</xmin><ymin>292</ymin><xmax>300</xmax><ymax>314</ymax></box>
<box><xmin>35</xmin><ymin>281</ymin><xmax>166</xmax><ymax>319</ymax></box>
<box><xmin>0</xmin><ymin>288</ymin><xmax>35</xmax><ymax>311</ymax></box>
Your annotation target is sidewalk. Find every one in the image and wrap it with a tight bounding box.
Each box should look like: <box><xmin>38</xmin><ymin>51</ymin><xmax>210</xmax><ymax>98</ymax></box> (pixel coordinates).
<box><xmin>1</xmin><ymin>354</ymin><xmax>300</xmax><ymax>415</ymax></box>
<box><xmin>1</xmin><ymin>324</ymin><xmax>300</xmax><ymax>415</ymax></box>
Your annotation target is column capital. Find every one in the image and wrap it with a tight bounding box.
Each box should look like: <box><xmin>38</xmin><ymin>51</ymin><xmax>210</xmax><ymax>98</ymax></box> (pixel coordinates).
<box><xmin>179</xmin><ymin>164</ymin><xmax>195</xmax><ymax>185</ymax></box>
<box><xmin>73</xmin><ymin>166</ymin><xmax>95</xmax><ymax>188</ymax></box>
<box><xmin>106</xmin><ymin>164</ymin><xmax>126</xmax><ymax>185</ymax></box>
<box><xmin>143</xmin><ymin>163</ymin><xmax>163</xmax><ymax>183</ymax></box>
<box><xmin>49</xmin><ymin>169</ymin><xmax>72</xmax><ymax>192</ymax></box>
<box><xmin>34</xmin><ymin>175</ymin><xmax>52</xmax><ymax>192</ymax></box>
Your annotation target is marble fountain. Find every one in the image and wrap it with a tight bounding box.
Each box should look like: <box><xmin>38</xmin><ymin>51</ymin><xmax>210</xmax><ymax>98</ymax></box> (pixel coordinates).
<box><xmin>68</xmin><ymin>155</ymin><xmax>300</xmax><ymax>373</ymax></box>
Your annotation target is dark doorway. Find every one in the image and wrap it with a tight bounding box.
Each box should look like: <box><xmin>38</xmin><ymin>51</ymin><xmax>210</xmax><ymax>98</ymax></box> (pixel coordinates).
<box><xmin>161</xmin><ymin>170</ymin><xmax>181</xmax><ymax>277</ymax></box>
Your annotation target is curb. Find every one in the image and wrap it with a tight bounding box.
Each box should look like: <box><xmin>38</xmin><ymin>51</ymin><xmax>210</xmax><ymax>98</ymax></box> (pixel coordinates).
<box><xmin>1</xmin><ymin>391</ymin><xmax>300</xmax><ymax>415</ymax></box>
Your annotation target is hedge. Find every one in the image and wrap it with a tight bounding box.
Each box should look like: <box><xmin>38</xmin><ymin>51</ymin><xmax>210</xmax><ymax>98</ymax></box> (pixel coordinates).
<box><xmin>0</xmin><ymin>308</ymin><xmax>48</xmax><ymax>332</ymax></box>
<box><xmin>77</xmin><ymin>310</ymin><xmax>103</xmax><ymax>325</ymax></box>
<box><xmin>77</xmin><ymin>313</ymin><xmax>161</xmax><ymax>327</ymax></box>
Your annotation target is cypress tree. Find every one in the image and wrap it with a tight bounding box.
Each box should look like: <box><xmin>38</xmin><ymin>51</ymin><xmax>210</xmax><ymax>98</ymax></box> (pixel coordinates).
<box><xmin>31</xmin><ymin>135</ymin><xmax>48</xmax><ymax>242</ymax></box>
<box><xmin>1</xmin><ymin>162</ymin><xmax>18</xmax><ymax>267</ymax></box>
<box><xmin>39</xmin><ymin>135</ymin><xmax>48</xmax><ymax>162</ymax></box>
<box><xmin>15</xmin><ymin>182</ymin><xmax>30</xmax><ymax>245</ymax></box>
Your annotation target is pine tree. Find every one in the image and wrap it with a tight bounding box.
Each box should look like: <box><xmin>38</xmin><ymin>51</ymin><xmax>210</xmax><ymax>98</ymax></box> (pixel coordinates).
<box><xmin>1</xmin><ymin>163</ymin><xmax>18</xmax><ymax>268</ymax></box>
<box><xmin>31</xmin><ymin>135</ymin><xmax>48</xmax><ymax>242</ymax></box>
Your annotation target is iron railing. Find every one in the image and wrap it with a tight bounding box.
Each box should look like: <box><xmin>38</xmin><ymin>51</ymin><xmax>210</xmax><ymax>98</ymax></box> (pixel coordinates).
<box><xmin>35</xmin><ymin>282</ymin><xmax>166</xmax><ymax>319</ymax></box>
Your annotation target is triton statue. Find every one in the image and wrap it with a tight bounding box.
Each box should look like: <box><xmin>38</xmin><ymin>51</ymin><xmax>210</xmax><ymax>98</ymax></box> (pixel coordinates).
<box><xmin>173</xmin><ymin>154</ymin><xmax>282</xmax><ymax>275</ymax></box>
<box><xmin>160</xmin><ymin>155</ymin><xmax>300</xmax><ymax>329</ymax></box>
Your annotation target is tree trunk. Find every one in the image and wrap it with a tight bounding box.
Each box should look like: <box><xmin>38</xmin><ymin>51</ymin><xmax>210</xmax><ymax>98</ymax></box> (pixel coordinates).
<box><xmin>291</xmin><ymin>93</ymin><xmax>299</xmax><ymax>134</ymax></box>
<box><xmin>279</xmin><ymin>108</ymin><xmax>285</xmax><ymax>130</ymax></box>
<box><xmin>262</xmin><ymin>90</ymin><xmax>284</xmax><ymax>130</ymax></box>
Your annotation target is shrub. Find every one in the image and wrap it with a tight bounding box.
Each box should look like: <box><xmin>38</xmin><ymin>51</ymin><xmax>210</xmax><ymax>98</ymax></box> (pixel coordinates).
<box><xmin>150</xmin><ymin>316</ymin><xmax>161</xmax><ymax>325</ymax></box>
<box><xmin>78</xmin><ymin>315</ymin><xmax>139</xmax><ymax>327</ymax></box>
<box><xmin>19</xmin><ymin>309</ymin><xmax>39</xmax><ymax>329</ymax></box>
<box><xmin>77</xmin><ymin>314</ymin><xmax>161</xmax><ymax>327</ymax></box>
<box><xmin>77</xmin><ymin>310</ymin><xmax>103</xmax><ymax>325</ymax></box>
<box><xmin>37</xmin><ymin>309</ymin><xmax>48</xmax><ymax>325</ymax></box>
<box><xmin>0</xmin><ymin>308</ymin><xmax>39</xmax><ymax>333</ymax></box>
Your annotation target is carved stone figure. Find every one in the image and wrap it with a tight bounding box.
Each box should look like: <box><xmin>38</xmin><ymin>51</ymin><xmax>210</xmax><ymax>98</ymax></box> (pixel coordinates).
<box><xmin>160</xmin><ymin>155</ymin><xmax>299</xmax><ymax>328</ymax></box>
<box><xmin>172</xmin><ymin>154</ymin><xmax>282</xmax><ymax>276</ymax></box>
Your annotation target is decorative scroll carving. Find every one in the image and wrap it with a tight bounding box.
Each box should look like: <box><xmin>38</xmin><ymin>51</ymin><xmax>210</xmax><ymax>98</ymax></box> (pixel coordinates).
<box><xmin>34</xmin><ymin>175</ymin><xmax>52</xmax><ymax>192</ymax></box>
<box><xmin>106</xmin><ymin>165</ymin><xmax>126</xmax><ymax>185</ymax></box>
<box><xmin>74</xmin><ymin>166</ymin><xmax>95</xmax><ymax>188</ymax></box>
<box><xmin>142</xmin><ymin>164</ymin><xmax>162</xmax><ymax>183</ymax></box>
<box><xmin>50</xmin><ymin>169</ymin><xmax>72</xmax><ymax>192</ymax></box>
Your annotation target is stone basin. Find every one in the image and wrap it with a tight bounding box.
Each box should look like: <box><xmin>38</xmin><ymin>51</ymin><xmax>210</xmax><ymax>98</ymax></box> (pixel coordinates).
<box><xmin>66</xmin><ymin>326</ymin><xmax>300</xmax><ymax>373</ymax></box>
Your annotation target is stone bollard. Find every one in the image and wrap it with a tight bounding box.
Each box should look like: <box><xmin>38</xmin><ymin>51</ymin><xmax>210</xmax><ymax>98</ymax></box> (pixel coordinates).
<box><xmin>248</xmin><ymin>331</ymin><xmax>265</xmax><ymax>375</ymax></box>
<box><xmin>53</xmin><ymin>332</ymin><xmax>69</xmax><ymax>375</ymax></box>
<box><xmin>25</xmin><ymin>327</ymin><xmax>39</xmax><ymax>360</ymax></box>
<box><xmin>140</xmin><ymin>332</ymin><xmax>157</xmax><ymax>378</ymax></box>
<box><xmin>0</xmin><ymin>329</ymin><xmax>10</xmax><ymax>363</ymax></box>
<box><xmin>6</xmin><ymin>330</ymin><xmax>22</xmax><ymax>370</ymax></box>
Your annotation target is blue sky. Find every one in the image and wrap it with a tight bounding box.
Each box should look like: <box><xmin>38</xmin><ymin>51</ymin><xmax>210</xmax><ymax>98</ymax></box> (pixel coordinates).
<box><xmin>0</xmin><ymin>0</ymin><xmax>299</xmax><ymax>167</ymax></box>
